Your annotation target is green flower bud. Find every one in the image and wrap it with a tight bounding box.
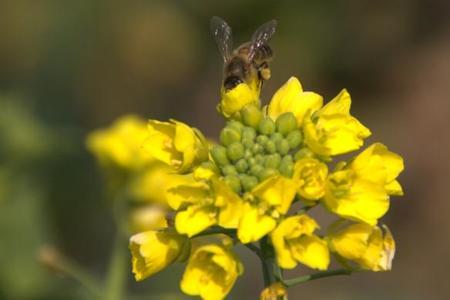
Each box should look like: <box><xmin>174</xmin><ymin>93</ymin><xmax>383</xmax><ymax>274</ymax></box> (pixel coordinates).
<box><xmin>276</xmin><ymin>139</ymin><xmax>290</xmax><ymax>155</ymax></box>
<box><xmin>241</xmin><ymin>104</ymin><xmax>262</xmax><ymax>128</ymax></box>
<box><xmin>227</xmin><ymin>142</ymin><xmax>245</xmax><ymax>162</ymax></box>
<box><xmin>264</xmin><ymin>140</ymin><xmax>277</xmax><ymax>154</ymax></box>
<box><xmin>256</xmin><ymin>135</ymin><xmax>269</xmax><ymax>145</ymax></box>
<box><xmin>244</xmin><ymin>149</ymin><xmax>252</xmax><ymax>159</ymax></box>
<box><xmin>247</xmin><ymin>157</ymin><xmax>257</xmax><ymax>166</ymax></box>
<box><xmin>227</xmin><ymin>120</ymin><xmax>244</xmax><ymax>132</ymax></box>
<box><xmin>222</xmin><ymin>165</ymin><xmax>238</xmax><ymax>176</ymax></box>
<box><xmin>265</xmin><ymin>153</ymin><xmax>281</xmax><ymax>169</ymax></box>
<box><xmin>250</xmin><ymin>164</ymin><xmax>264</xmax><ymax>177</ymax></box>
<box><xmin>241</xmin><ymin>175</ymin><xmax>259</xmax><ymax>192</ymax></box>
<box><xmin>255</xmin><ymin>154</ymin><xmax>265</xmax><ymax>164</ymax></box>
<box><xmin>276</xmin><ymin>112</ymin><xmax>297</xmax><ymax>136</ymax></box>
<box><xmin>211</xmin><ymin>145</ymin><xmax>229</xmax><ymax>166</ymax></box>
<box><xmin>235</xmin><ymin>159</ymin><xmax>249</xmax><ymax>173</ymax></box>
<box><xmin>242</xmin><ymin>127</ymin><xmax>256</xmax><ymax>141</ymax></box>
<box><xmin>220</xmin><ymin>126</ymin><xmax>241</xmax><ymax>146</ymax></box>
<box><xmin>242</xmin><ymin>138</ymin><xmax>254</xmax><ymax>149</ymax></box>
<box><xmin>294</xmin><ymin>148</ymin><xmax>315</xmax><ymax>160</ymax></box>
<box><xmin>224</xmin><ymin>175</ymin><xmax>241</xmax><ymax>193</ymax></box>
<box><xmin>286</xmin><ymin>130</ymin><xmax>303</xmax><ymax>149</ymax></box>
<box><xmin>258</xmin><ymin>168</ymin><xmax>279</xmax><ymax>181</ymax></box>
<box><xmin>258</xmin><ymin>118</ymin><xmax>276</xmax><ymax>135</ymax></box>
<box><xmin>279</xmin><ymin>157</ymin><xmax>294</xmax><ymax>177</ymax></box>
<box><xmin>252</xmin><ymin>143</ymin><xmax>263</xmax><ymax>154</ymax></box>
<box><xmin>281</xmin><ymin>154</ymin><xmax>293</xmax><ymax>164</ymax></box>
<box><xmin>270</xmin><ymin>132</ymin><xmax>283</xmax><ymax>142</ymax></box>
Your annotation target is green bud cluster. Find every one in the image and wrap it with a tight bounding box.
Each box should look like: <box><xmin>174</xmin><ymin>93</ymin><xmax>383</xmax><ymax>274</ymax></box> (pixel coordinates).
<box><xmin>211</xmin><ymin>105</ymin><xmax>306</xmax><ymax>194</ymax></box>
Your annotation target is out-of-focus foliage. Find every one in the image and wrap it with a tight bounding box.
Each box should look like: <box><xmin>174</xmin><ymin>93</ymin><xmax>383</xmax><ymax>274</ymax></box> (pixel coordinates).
<box><xmin>0</xmin><ymin>0</ymin><xmax>449</xmax><ymax>299</ymax></box>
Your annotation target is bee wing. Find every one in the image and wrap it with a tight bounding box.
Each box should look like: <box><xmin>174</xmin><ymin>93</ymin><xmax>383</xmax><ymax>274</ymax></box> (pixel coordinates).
<box><xmin>210</xmin><ymin>16</ymin><xmax>233</xmax><ymax>62</ymax></box>
<box><xmin>248</xmin><ymin>19</ymin><xmax>277</xmax><ymax>61</ymax></box>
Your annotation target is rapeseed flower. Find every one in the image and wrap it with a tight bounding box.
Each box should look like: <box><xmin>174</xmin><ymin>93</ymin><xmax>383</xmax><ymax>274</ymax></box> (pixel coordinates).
<box><xmin>127</xmin><ymin>72</ymin><xmax>404</xmax><ymax>299</ymax></box>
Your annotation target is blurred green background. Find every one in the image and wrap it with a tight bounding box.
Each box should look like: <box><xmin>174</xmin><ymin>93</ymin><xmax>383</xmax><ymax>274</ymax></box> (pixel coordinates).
<box><xmin>1</xmin><ymin>0</ymin><xmax>449</xmax><ymax>299</ymax></box>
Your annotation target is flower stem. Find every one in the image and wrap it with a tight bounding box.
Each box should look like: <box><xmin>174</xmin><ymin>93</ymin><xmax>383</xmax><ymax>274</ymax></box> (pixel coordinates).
<box><xmin>283</xmin><ymin>268</ymin><xmax>352</xmax><ymax>288</ymax></box>
<box><xmin>105</xmin><ymin>194</ymin><xmax>129</xmax><ymax>300</ymax></box>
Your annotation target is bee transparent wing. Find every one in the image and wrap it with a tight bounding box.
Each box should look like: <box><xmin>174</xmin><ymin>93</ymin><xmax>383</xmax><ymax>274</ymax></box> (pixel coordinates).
<box><xmin>249</xmin><ymin>19</ymin><xmax>277</xmax><ymax>61</ymax></box>
<box><xmin>210</xmin><ymin>16</ymin><xmax>233</xmax><ymax>62</ymax></box>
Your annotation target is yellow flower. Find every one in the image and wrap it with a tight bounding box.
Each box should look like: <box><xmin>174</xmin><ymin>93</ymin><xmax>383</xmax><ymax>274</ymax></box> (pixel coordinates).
<box><xmin>129</xmin><ymin>229</ymin><xmax>189</xmax><ymax>281</ymax></box>
<box><xmin>260</xmin><ymin>282</ymin><xmax>287</xmax><ymax>300</ymax></box>
<box><xmin>129</xmin><ymin>161</ymin><xmax>195</xmax><ymax>205</ymax></box>
<box><xmin>128</xmin><ymin>205</ymin><xmax>168</xmax><ymax>234</ymax></box>
<box><xmin>212</xmin><ymin>179</ymin><xmax>245</xmax><ymax>228</ymax></box>
<box><xmin>181</xmin><ymin>243</ymin><xmax>243</xmax><ymax>300</ymax></box>
<box><xmin>351</xmin><ymin>143</ymin><xmax>404</xmax><ymax>196</ymax></box>
<box><xmin>217</xmin><ymin>80</ymin><xmax>260</xmax><ymax>118</ymax></box>
<box><xmin>238</xmin><ymin>176</ymin><xmax>297</xmax><ymax>244</ymax></box>
<box><xmin>86</xmin><ymin>115</ymin><xmax>154</xmax><ymax>170</ymax></box>
<box><xmin>303</xmin><ymin>89</ymin><xmax>371</xmax><ymax>156</ymax></box>
<box><xmin>271</xmin><ymin>215</ymin><xmax>329</xmax><ymax>270</ymax></box>
<box><xmin>293</xmin><ymin>158</ymin><xmax>328</xmax><ymax>201</ymax></box>
<box><xmin>170</xmin><ymin>181</ymin><xmax>217</xmax><ymax>236</ymax></box>
<box><xmin>267</xmin><ymin>77</ymin><xmax>323</xmax><ymax>126</ymax></box>
<box><xmin>323</xmin><ymin>143</ymin><xmax>404</xmax><ymax>225</ymax></box>
<box><xmin>170</xmin><ymin>178</ymin><xmax>244</xmax><ymax>237</ymax></box>
<box><xmin>145</xmin><ymin>119</ymin><xmax>209</xmax><ymax>173</ymax></box>
<box><xmin>327</xmin><ymin>222</ymin><xmax>395</xmax><ymax>271</ymax></box>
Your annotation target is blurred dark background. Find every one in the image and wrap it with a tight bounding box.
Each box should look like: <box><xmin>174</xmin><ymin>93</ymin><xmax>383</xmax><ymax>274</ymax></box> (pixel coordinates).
<box><xmin>1</xmin><ymin>0</ymin><xmax>449</xmax><ymax>299</ymax></box>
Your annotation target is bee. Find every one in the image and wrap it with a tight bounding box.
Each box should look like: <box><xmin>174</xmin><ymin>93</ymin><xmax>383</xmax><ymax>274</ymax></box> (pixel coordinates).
<box><xmin>211</xmin><ymin>16</ymin><xmax>277</xmax><ymax>93</ymax></box>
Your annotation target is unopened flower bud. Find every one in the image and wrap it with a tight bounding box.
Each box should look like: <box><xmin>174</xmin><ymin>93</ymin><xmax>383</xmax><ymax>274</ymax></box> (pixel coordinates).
<box><xmin>227</xmin><ymin>142</ymin><xmax>245</xmax><ymax>161</ymax></box>
<box><xmin>258</xmin><ymin>118</ymin><xmax>276</xmax><ymax>135</ymax></box>
<box><xmin>220</xmin><ymin>126</ymin><xmax>241</xmax><ymax>146</ymax></box>
<box><xmin>287</xmin><ymin>130</ymin><xmax>303</xmax><ymax>149</ymax></box>
<box><xmin>276</xmin><ymin>112</ymin><xmax>297</xmax><ymax>136</ymax></box>
<box><xmin>241</xmin><ymin>104</ymin><xmax>262</xmax><ymax>128</ymax></box>
<box><xmin>211</xmin><ymin>145</ymin><xmax>230</xmax><ymax>166</ymax></box>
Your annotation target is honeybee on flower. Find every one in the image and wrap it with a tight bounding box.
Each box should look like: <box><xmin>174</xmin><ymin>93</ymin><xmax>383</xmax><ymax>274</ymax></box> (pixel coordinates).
<box><xmin>117</xmin><ymin>17</ymin><xmax>406</xmax><ymax>300</ymax></box>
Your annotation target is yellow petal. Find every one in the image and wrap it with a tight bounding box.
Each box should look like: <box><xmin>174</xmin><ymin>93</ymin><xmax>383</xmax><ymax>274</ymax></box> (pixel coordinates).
<box><xmin>271</xmin><ymin>215</ymin><xmax>328</xmax><ymax>270</ymax></box>
<box><xmin>268</xmin><ymin>77</ymin><xmax>323</xmax><ymax>126</ymax></box>
<box><xmin>238</xmin><ymin>205</ymin><xmax>276</xmax><ymax>244</ymax></box>
<box><xmin>175</xmin><ymin>205</ymin><xmax>217</xmax><ymax>237</ymax></box>
<box><xmin>293</xmin><ymin>158</ymin><xmax>328</xmax><ymax>200</ymax></box>
<box><xmin>252</xmin><ymin>175</ymin><xmax>297</xmax><ymax>214</ymax></box>
<box><xmin>290</xmin><ymin>235</ymin><xmax>330</xmax><ymax>270</ymax></box>
<box><xmin>217</xmin><ymin>82</ymin><xmax>260</xmax><ymax>118</ymax></box>
<box><xmin>212</xmin><ymin>179</ymin><xmax>245</xmax><ymax>229</ymax></box>
<box><xmin>304</xmin><ymin>89</ymin><xmax>371</xmax><ymax>156</ymax></box>
<box><xmin>129</xmin><ymin>230</ymin><xmax>188</xmax><ymax>281</ymax></box>
<box><xmin>181</xmin><ymin>243</ymin><xmax>242</xmax><ymax>300</ymax></box>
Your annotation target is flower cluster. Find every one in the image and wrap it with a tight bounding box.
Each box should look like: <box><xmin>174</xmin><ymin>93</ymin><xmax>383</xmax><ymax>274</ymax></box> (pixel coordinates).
<box><xmin>128</xmin><ymin>77</ymin><xmax>404</xmax><ymax>300</ymax></box>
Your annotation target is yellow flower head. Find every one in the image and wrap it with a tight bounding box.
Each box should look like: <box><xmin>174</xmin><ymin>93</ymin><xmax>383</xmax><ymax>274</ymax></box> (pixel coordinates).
<box><xmin>86</xmin><ymin>115</ymin><xmax>154</xmax><ymax>170</ymax></box>
<box><xmin>268</xmin><ymin>76</ymin><xmax>323</xmax><ymax>126</ymax></box>
<box><xmin>303</xmin><ymin>89</ymin><xmax>371</xmax><ymax>156</ymax></box>
<box><xmin>328</xmin><ymin>222</ymin><xmax>395</xmax><ymax>271</ymax></box>
<box><xmin>217</xmin><ymin>80</ymin><xmax>260</xmax><ymax>118</ymax></box>
<box><xmin>237</xmin><ymin>176</ymin><xmax>297</xmax><ymax>244</ymax></box>
<box><xmin>271</xmin><ymin>215</ymin><xmax>330</xmax><ymax>270</ymax></box>
<box><xmin>129</xmin><ymin>229</ymin><xmax>189</xmax><ymax>281</ymax></box>
<box><xmin>181</xmin><ymin>243</ymin><xmax>243</xmax><ymax>300</ymax></box>
<box><xmin>324</xmin><ymin>143</ymin><xmax>404</xmax><ymax>225</ymax></box>
<box><xmin>260</xmin><ymin>282</ymin><xmax>288</xmax><ymax>300</ymax></box>
<box><xmin>293</xmin><ymin>158</ymin><xmax>328</xmax><ymax>201</ymax></box>
<box><xmin>144</xmin><ymin>119</ymin><xmax>209</xmax><ymax>173</ymax></box>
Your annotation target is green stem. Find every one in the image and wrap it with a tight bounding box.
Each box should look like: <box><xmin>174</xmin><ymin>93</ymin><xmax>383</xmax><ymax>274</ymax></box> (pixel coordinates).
<box><xmin>283</xmin><ymin>268</ymin><xmax>352</xmax><ymax>287</ymax></box>
<box><xmin>192</xmin><ymin>226</ymin><xmax>237</xmax><ymax>238</ymax></box>
<box><xmin>105</xmin><ymin>194</ymin><xmax>129</xmax><ymax>300</ymax></box>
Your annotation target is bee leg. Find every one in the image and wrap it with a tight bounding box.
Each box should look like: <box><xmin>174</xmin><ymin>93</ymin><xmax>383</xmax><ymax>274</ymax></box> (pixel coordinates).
<box><xmin>258</xmin><ymin>62</ymin><xmax>271</xmax><ymax>81</ymax></box>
